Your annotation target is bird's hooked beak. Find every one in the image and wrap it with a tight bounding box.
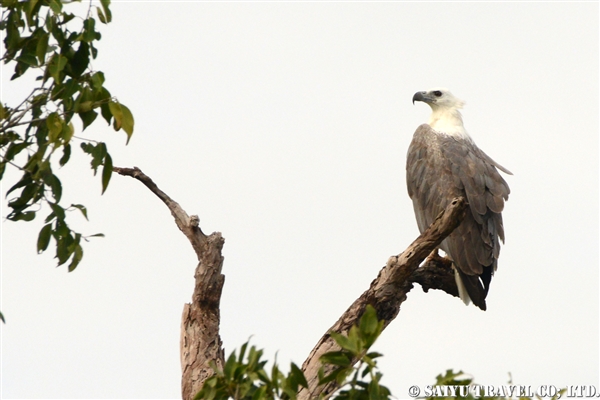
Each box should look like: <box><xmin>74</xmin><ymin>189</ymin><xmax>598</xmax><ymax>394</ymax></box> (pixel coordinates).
<box><xmin>412</xmin><ymin>91</ymin><xmax>429</xmax><ymax>105</ymax></box>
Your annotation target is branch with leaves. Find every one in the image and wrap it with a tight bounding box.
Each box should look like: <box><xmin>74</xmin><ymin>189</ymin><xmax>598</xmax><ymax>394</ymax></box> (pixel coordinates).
<box><xmin>1</xmin><ymin>0</ymin><xmax>134</xmax><ymax>274</ymax></box>
<box><xmin>193</xmin><ymin>306</ymin><xmax>390</xmax><ymax>400</ymax></box>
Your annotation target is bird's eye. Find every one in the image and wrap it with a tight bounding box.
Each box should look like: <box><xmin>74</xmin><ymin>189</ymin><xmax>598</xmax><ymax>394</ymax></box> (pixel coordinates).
<box><xmin>433</xmin><ymin>90</ymin><xmax>443</xmax><ymax>97</ymax></box>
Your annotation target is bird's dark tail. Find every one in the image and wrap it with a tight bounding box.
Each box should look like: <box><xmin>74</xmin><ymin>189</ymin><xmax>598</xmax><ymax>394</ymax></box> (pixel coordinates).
<box><xmin>455</xmin><ymin>268</ymin><xmax>488</xmax><ymax>311</ymax></box>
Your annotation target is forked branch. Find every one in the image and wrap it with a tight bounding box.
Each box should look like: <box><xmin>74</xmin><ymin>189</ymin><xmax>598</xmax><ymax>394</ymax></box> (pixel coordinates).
<box><xmin>115</xmin><ymin>165</ymin><xmax>467</xmax><ymax>400</ymax></box>
<box><xmin>114</xmin><ymin>166</ymin><xmax>225</xmax><ymax>400</ymax></box>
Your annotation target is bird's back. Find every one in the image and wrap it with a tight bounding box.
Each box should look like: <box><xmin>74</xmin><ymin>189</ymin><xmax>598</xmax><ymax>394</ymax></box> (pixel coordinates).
<box><xmin>406</xmin><ymin>123</ymin><xmax>511</xmax><ymax>310</ymax></box>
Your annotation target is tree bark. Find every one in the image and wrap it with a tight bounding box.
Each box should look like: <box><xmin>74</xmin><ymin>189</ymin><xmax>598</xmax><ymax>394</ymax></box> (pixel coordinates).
<box><xmin>113</xmin><ymin>167</ymin><xmax>225</xmax><ymax>400</ymax></box>
<box><xmin>297</xmin><ymin>197</ymin><xmax>467</xmax><ymax>399</ymax></box>
<box><xmin>115</xmin><ymin>164</ymin><xmax>467</xmax><ymax>400</ymax></box>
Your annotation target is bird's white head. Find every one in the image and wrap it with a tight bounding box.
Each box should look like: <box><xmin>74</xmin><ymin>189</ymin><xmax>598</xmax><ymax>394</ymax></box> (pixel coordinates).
<box><xmin>413</xmin><ymin>88</ymin><xmax>470</xmax><ymax>139</ymax></box>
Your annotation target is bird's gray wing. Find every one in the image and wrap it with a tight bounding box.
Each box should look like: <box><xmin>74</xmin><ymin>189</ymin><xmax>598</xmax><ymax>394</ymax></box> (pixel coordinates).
<box><xmin>438</xmin><ymin>134</ymin><xmax>510</xmax><ymax>276</ymax></box>
<box><xmin>406</xmin><ymin>125</ymin><xmax>511</xmax><ymax>308</ymax></box>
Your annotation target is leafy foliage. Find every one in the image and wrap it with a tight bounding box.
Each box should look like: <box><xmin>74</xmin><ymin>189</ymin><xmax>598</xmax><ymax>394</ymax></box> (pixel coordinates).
<box><xmin>318</xmin><ymin>305</ymin><xmax>391</xmax><ymax>400</ymax></box>
<box><xmin>193</xmin><ymin>341</ymin><xmax>308</xmax><ymax>400</ymax></box>
<box><xmin>194</xmin><ymin>305</ymin><xmax>391</xmax><ymax>400</ymax></box>
<box><xmin>0</xmin><ymin>0</ymin><xmax>133</xmax><ymax>274</ymax></box>
<box><xmin>194</xmin><ymin>306</ymin><xmax>565</xmax><ymax>400</ymax></box>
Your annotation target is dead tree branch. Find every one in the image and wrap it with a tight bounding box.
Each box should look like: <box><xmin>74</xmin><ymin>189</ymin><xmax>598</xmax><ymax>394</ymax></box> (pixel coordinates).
<box><xmin>115</xmin><ymin>164</ymin><xmax>466</xmax><ymax>400</ymax></box>
<box><xmin>113</xmin><ymin>167</ymin><xmax>225</xmax><ymax>400</ymax></box>
<box><xmin>297</xmin><ymin>197</ymin><xmax>467</xmax><ymax>399</ymax></box>
<box><xmin>409</xmin><ymin>250</ymin><xmax>459</xmax><ymax>298</ymax></box>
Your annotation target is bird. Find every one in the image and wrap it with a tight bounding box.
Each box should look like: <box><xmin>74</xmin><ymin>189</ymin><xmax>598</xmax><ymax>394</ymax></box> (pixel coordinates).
<box><xmin>407</xmin><ymin>88</ymin><xmax>511</xmax><ymax>311</ymax></box>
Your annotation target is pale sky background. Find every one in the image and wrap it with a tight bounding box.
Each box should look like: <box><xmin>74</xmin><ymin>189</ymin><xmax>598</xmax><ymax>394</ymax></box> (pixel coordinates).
<box><xmin>1</xmin><ymin>2</ymin><xmax>598</xmax><ymax>399</ymax></box>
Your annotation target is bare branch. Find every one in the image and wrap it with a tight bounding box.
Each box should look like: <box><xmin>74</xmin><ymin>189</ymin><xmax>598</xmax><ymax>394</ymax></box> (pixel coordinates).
<box><xmin>298</xmin><ymin>196</ymin><xmax>468</xmax><ymax>399</ymax></box>
<box><xmin>114</xmin><ymin>165</ymin><xmax>466</xmax><ymax>400</ymax></box>
<box><xmin>113</xmin><ymin>166</ymin><xmax>225</xmax><ymax>400</ymax></box>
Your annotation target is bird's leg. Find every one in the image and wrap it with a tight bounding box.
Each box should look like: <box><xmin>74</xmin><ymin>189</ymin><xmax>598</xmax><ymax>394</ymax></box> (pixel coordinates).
<box><xmin>425</xmin><ymin>249</ymin><xmax>453</xmax><ymax>270</ymax></box>
<box><xmin>425</xmin><ymin>248</ymin><xmax>440</xmax><ymax>264</ymax></box>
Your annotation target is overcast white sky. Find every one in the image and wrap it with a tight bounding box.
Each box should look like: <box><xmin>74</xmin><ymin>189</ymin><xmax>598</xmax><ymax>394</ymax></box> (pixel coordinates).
<box><xmin>1</xmin><ymin>2</ymin><xmax>598</xmax><ymax>399</ymax></box>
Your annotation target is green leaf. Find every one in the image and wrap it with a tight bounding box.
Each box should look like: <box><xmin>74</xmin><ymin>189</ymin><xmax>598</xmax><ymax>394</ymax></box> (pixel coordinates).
<box><xmin>5</xmin><ymin>11</ymin><xmax>22</xmax><ymax>56</ymax></box>
<box><xmin>70</xmin><ymin>204</ymin><xmax>88</xmax><ymax>220</ymax></box>
<box><xmin>90</xmin><ymin>42</ymin><xmax>98</xmax><ymax>59</ymax></box>
<box><xmin>50</xmin><ymin>202</ymin><xmax>66</xmax><ymax>221</ymax></box>
<box><xmin>0</xmin><ymin>311</ymin><xmax>5</xmax><ymax>324</ymax></box>
<box><xmin>319</xmin><ymin>351</ymin><xmax>351</xmax><ymax>367</ymax></box>
<box><xmin>101</xmin><ymin>153</ymin><xmax>112</xmax><ymax>194</ymax></box>
<box><xmin>6</xmin><ymin>174</ymin><xmax>32</xmax><ymax>198</ymax></box>
<box><xmin>68</xmin><ymin>243</ymin><xmax>83</xmax><ymax>272</ymax></box>
<box><xmin>91</xmin><ymin>71</ymin><xmax>105</xmax><ymax>91</ymax></box>
<box><xmin>5</xmin><ymin>141</ymin><xmax>30</xmax><ymax>162</ymax></box>
<box><xmin>16</xmin><ymin>53</ymin><xmax>38</xmax><ymax>67</ymax></box>
<box><xmin>96</xmin><ymin>7</ymin><xmax>106</xmax><ymax>24</ymax></box>
<box><xmin>107</xmin><ymin>100</ymin><xmax>134</xmax><ymax>141</ymax></box>
<box><xmin>70</xmin><ymin>41</ymin><xmax>89</xmax><ymax>77</ymax></box>
<box><xmin>36</xmin><ymin>31</ymin><xmax>49</xmax><ymax>64</ymax></box>
<box><xmin>54</xmin><ymin>220</ymin><xmax>69</xmax><ymax>237</ymax></box>
<box><xmin>365</xmin><ymin>352</ymin><xmax>383</xmax><ymax>360</ymax></box>
<box><xmin>108</xmin><ymin>100</ymin><xmax>123</xmax><ymax>130</ymax></box>
<box><xmin>100</xmin><ymin>0</ymin><xmax>112</xmax><ymax>23</ymax></box>
<box><xmin>37</xmin><ymin>224</ymin><xmax>53</xmax><ymax>253</ymax></box>
<box><xmin>81</xmin><ymin>142</ymin><xmax>107</xmax><ymax>174</ymax></box>
<box><xmin>43</xmin><ymin>173</ymin><xmax>62</xmax><ymax>202</ymax></box>
<box><xmin>360</xmin><ymin>305</ymin><xmax>379</xmax><ymax>336</ymax></box>
<box><xmin>48</xmin><ymin>0</ymin><xmax>62</xmax><ymax>13</ymax></box>
<box><xmin>82</xmin><ymin>18</ymin><xmax>99</xmax><ymax>42</ymax></box>
<box><xmin>44</xmin><ymin>211</ymin><xmax>56</xmax><ymax>223</ymax></box>
<box><xmin>46</xmin><ymin>112</ymin><xmax>63</xmax><ymax>143</ymax></box>
<box><xmin>77</xmin><ymin>100</ymin><xmax>93</xmax><ymax>113</ymax></box>
<box><xmin>223</xmin><ymin>352</ymin><xmax>237</xmax><ymax>380</ymax></box>
<box><xmin>119</xmin><ymin>103</ymin><xmax>134</xmax><ymax>143</ymax></box>
<box><xmin>0</xmin><ymin>103</ymin><xmax>6</xmax><ymax>121</ymax></box>
<box><xmin>26</xmin><ymin>0</ymin><xmax>40</xmax><ymax>23</ymax></box>
<box><xmin>13</xmin><ymin>211</ymin><xmax>36</xmax><ymax>221</ymax></box>
<box><xmin>98</xmin><ymin>89</ymin><xmax>113</xmax><ymax>124</ymax></box>
<box><xmin>251</xmin><ymin>386</ymin><xmax>267</xmax><ymax>400</ymax></box>
<box><xmin>330</xmin><ymin>331</ymin><xmax>354</xmax><ymax>353</ymax></box>
<box><xmin>48</xmin><ymin>53</ymin><xmax>67</xmax><ymax>81</ymax></box>
<box><xmin>53</xmin><ymin>78</ymin><xmax>80</xmax><ymax>101</ymax></box>
<box><xmin>346</xmin><ymin>326</ymin><xmax>362</xmax><ymax>354</ymax></box>
<box><xmin>74</xmin><ymin>85</ymin><xmax>93</xmax><ymax>110</ymax></box>
<box><xmin>45</xmin><ymin>11</ymin><xmax>54</xmax><ymax>32</ymax></box>
<box><xmin>79</xmin><ymin>110</ymin><xmax>98</xmax><ymax>130</ymax></box>
<box><xmin>318</xmin><ymin>366</ymin><xmax>351</xmax><ymax>386</ymax></box>
<box><xmin>63</xmin><ymin>122</ymin><xmax>75</xmax><ymax>144</ymax></box>
<box><xmin>59</xmin><ymin>143</ymin><xmax>71</xmax><ymax>166</ymax></box>
<box><xmin>11</xmin><ymin>62</ymin><xmax>30</xmax><ymax>80</ymax></box>
<box><xmin>88</xmin><ymin>233</ymin><xmax>105</xmax><ymax>238</ymax></box>
<box><xmin>8</xmin><ymin>181</ymin><xmax>39</xmax><ymax>208</ymax></box>
<box><xmin>56</xmin><ymin>237</ymin><xmax>70</xmax><ymax>265</ymax></box>
<box><xmin>238</xmin><ymin>341</ymin><xmax>249</xmax><ymax>363</ymax></box>
<box><xmin>289</xmin><ymin>362</ymin><xmax>308</xmax><ymax>389</ymax></box>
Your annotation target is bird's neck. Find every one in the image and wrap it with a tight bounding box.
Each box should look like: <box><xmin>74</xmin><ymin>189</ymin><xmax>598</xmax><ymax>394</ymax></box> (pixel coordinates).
<box><xmin>428</xmin><ymin>107</ymin><xmax>471</xmax><ymax>140</ymax></box>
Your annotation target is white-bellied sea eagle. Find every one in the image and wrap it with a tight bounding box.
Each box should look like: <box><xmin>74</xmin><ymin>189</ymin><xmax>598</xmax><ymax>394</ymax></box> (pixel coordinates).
<box><xmin>407</xmin><ymin>88</ymin><xmax>511</xmax><ymax>311</ymax></box>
